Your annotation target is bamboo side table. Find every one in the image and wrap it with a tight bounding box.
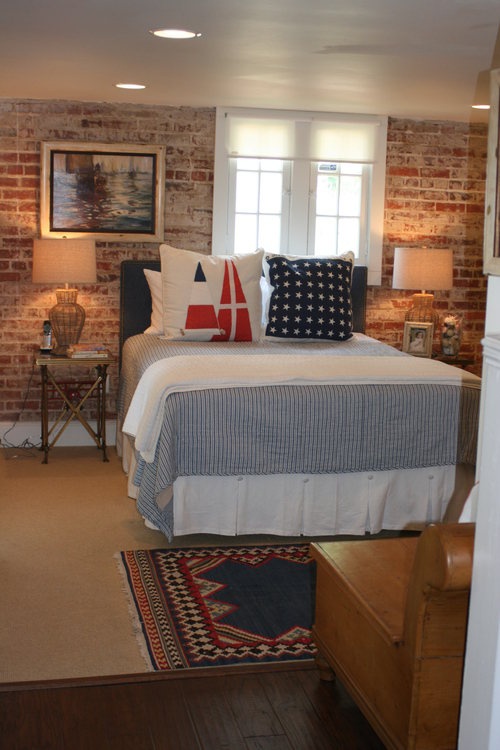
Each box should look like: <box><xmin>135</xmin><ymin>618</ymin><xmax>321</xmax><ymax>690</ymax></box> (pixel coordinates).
<box><xmin>34</xmin><ymin>352</ymin><xmax>114</xmax><ymax>463</ymax></box>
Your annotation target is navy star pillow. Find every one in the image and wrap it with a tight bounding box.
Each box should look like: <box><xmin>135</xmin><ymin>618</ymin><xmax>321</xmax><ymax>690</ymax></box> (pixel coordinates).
<box><xmin>263</xmin><ymin>252</ymin><xmax>354</xmax><ymax>342</ymax></box>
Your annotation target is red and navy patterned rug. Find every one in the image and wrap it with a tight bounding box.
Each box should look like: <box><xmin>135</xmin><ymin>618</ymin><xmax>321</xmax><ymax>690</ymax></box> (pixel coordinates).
<box><xmin>118</xmin><ymin>543</ymin><xmax>317</xmax><ymax>671</ymax></box>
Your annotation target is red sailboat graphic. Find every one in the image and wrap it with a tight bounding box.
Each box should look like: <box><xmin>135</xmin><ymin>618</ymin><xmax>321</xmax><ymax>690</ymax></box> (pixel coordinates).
<box><xmin>212</xmin><ymin>260</ymin><xmax>252</xmax><ymax>341</ymax></box>
<box><xmin>182</xmin><ymin>260</ymin><xmax>252</xmax><ymax>341</ymax></box>
<box><xmin>182</xmin><ymin>262</ymin><xmax>222</xmax><ymax>339</ymax></box>
<box><xmin>183</xmin><ymin>260</ymin><xmax>253</xmax><ymax>341</ymax></box>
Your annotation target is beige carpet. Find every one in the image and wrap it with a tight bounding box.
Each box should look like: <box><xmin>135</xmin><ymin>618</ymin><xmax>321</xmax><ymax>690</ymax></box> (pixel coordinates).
<box><xmin>1</xmin><ymin>443</ymin><xmax>422</xmax><ymax>686</ymax></box>
<box><xmin>0</xmin><ymin>444</ymin><xmax>317</xmax><ymax>685</ymax></box>
<box><xmin>0</xmin><ymin>446</ymin><xmax>167</xmax><ymax>683</ymax></box>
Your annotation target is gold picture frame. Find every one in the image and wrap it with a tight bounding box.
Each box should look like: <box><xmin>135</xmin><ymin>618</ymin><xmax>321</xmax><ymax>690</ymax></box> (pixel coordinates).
<box><xmin>402</xmin><ymin>321</ymin><xmax>434</xmax><ymax>357</ymax></box>
<box><xmin>484</xmin><ymin>68</ymin><xmax>500</xmax><ymax>275</ymax></box>
<box><xmin>40</xmin><ymin>141</ymin><xmax>165</xmax><ymax>241</ymax></box>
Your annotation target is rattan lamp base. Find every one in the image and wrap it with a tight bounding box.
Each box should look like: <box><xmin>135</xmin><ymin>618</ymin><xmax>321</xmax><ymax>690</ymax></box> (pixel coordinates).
<box><xmin>404</xmin><ymin>292</ymin><xmax>438</xmax><ymax>326</ymax></box>
<box><xmin>49</xmin><ymin>288</ymin><xmax>85</xmax><ymax>354</ymax></box>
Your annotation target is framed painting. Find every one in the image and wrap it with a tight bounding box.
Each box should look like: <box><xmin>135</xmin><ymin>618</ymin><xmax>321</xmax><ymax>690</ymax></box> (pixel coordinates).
<box><xmin>402</xmin><ymin>321</ymin><xmax>434</xmax><ymax>357</ymax></box>
<box><xmin>484</xmin><ymin>68</ymin><xmax>500</xmax><ymax>275</ymax></box>
<box><xmin>40</xmin><ymin>141</ymin><xmax>166</xmax><ymax>241</ymax></box>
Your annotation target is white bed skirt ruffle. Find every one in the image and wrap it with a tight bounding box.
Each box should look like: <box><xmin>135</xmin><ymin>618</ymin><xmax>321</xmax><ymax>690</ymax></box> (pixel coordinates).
<box><xmin>171</xmin><ymin>467</ymin><xmax>469</xmax><ymax>537</ymax></box>
<box><xmin>120</xmin><ymin>435</ymin><xmax>472</xmax><ymax>538</ymax></box>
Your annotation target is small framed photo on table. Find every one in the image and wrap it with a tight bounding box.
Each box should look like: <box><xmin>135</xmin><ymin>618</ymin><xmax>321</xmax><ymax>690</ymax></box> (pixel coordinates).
<box><xmin>403</xmin><ymin>322</ymin><xmax>434</xmax><ymax>357</ymax></box>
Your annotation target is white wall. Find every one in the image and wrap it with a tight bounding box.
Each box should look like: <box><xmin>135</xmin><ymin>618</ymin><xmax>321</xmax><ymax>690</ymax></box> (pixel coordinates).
<box><xmin>485</xmin><ymin>275</ymin><xmax>500</xmax><ymax>334</ymax></box>
<box><xmin>459</xmin><ymin>276</ymin><xmax>500</xmax><ymax>747</ymax></box>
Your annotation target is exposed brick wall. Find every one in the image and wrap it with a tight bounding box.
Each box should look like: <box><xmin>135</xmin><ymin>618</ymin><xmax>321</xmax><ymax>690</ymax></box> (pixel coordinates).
<box><xmin>369</xmin><ymin>119</ymin><xmax>488</xmax><ymax>368</ymax></box>
<box><xmin>0</xmin><ymin>100</ymin><xmax>487</xmax><ymax>427</ymax></box>
<box><xmin>0</xmin><ymin>100</ymin><xmax>215</xmax><ymax>424</ymax></box>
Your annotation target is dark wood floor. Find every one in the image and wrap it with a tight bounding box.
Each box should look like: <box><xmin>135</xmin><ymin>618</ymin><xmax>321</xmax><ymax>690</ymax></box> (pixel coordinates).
<box><xmin>0</xmin><ymin>665</ymin><xmax>386</xmax><ymax>749</ymax></box>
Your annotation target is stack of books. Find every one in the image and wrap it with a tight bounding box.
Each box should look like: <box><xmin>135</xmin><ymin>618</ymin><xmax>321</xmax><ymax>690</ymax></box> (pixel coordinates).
<box><xmin>67</xmin><ymin>343</ymin><xmax>109</xmax><ymax>359</ymax></box>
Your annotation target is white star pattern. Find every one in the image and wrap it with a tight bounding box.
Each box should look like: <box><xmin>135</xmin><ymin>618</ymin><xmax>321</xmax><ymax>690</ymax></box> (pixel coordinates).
<box><xmin>265</xmin><ymin>256</ymin><xmax>353</xmax><ymax>340</ymax></box>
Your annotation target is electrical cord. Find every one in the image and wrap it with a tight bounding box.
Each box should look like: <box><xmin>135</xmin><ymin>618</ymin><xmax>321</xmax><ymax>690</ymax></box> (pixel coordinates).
<box><xmin>1</xmin><ymin>363</ymin><xmax>40</xmax><ymax>456</ymax></box>
<box><xmin>2</xmin><ymin>359</ymin><xmax>109</xmax><ymax>458</ymax></box>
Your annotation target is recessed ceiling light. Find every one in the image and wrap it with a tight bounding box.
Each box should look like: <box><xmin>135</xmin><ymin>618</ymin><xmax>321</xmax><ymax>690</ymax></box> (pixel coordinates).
<box><xmin>115</xmin><ymin>83</ymin><xmax>146</xmax><ymax>90</ymax></box>
<box><xmin>150</xmin><ymin>28</ymin><xmax>201</xmax><ymax>39</ymax></box>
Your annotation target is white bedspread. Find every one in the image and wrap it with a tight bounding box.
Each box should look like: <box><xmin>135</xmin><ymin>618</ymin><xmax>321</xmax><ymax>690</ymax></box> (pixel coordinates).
<box><xmin>123</xmin><ymin>353</ymin><xmax>479</xmax><ymax>463</ymax></box>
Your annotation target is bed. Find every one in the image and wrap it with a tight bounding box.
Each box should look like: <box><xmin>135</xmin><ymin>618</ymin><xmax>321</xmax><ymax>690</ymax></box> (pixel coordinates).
<box><xmin>117</xmin><ymin>250</ymin><xmax>480</xmax><ymax>542</ymax></box>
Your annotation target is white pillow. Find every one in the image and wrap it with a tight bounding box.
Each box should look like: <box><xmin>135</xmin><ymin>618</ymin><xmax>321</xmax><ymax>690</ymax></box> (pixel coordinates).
<box><xmin>160</xmin><ymin>245</ymin><xmax>264</xmax><ymax>341</ymax></box>
<box><xmin>143</xmin><ymin>268</ymin><xmax>163</xmax><ymax>335</ymax></box>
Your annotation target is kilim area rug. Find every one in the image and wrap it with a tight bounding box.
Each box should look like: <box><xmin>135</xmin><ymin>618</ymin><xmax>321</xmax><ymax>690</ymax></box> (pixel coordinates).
<box><xmin>117</xmin><ymin>543</ymin><xmax>317</xmax><ymax>671</ymax></box>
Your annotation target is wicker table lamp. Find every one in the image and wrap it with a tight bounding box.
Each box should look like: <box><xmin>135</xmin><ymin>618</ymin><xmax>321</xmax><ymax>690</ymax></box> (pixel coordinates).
<box><xmin>392</xmin><ymin>247</ymin><xmax>453</xmax><ymax>324</ymax></box>
<box><xmin>32</xmin><ymin>238</ymin><xmax>96</xmax><ymax>354</ymax></box>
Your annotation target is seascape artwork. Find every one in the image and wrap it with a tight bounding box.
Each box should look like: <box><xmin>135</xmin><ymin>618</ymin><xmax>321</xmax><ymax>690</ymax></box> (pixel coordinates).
<box><xmin>50</xmin><ymin>151</ymin><xmax>157</xmax><ymax>234</ymax></box>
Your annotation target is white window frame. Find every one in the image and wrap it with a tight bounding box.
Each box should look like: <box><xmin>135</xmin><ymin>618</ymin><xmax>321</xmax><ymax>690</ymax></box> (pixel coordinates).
<box><xmin>227</xmin><ymin>158</ymin><xmax>292</xmax><ymax>255</ymax></box>
<box><xmin>307</xmin><ymin>161</ymin><xmax>368</xmax><ymax>259</ymax></box>
<box><xmin>212</xmin><ymin>107</ymin><xmax>388</xmax><ymax>285</ymax></box>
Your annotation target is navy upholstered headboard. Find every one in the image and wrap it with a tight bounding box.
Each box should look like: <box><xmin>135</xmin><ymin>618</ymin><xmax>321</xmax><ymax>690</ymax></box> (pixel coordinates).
<box><xmin>120</xmin><ymin>259</ymin><xmax>162</xmax><ymax>351</ymax></box>
<box><xmin>119</xmin><ymin>259</ymin><xmax>368</xmax><ymax>354</ymax></box>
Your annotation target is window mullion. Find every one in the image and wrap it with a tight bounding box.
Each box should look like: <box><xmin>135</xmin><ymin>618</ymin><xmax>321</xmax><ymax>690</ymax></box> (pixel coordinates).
<box><xmin>226</xmin><ymin>159</ymin><xmax>238</xmax><ymax>254</ymax></box>
<box><xmin>307</xmin><ymin>162</ymin><xmax>318</xmax><ymax>256</ymax></box>
<box><xmin>288</xmin><ymin>159</ymin><xmax>311</xmax><ymax>254</ymax></box>
<box><xmin>279</xmin><ymin>162</ymin><xmax>292</xmax><ymax>254</ymax></box>
<box><xmin>358</xmin><ymin>166</ymin><xmax>370</xmax><ymax>266</ymax></box>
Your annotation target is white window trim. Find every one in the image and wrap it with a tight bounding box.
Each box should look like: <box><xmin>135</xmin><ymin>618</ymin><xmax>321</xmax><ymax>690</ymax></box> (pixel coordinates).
<box><xmin>212</xmin><ymin>107</ymin><xmax>387</xmax><ymax>285</ymax></box>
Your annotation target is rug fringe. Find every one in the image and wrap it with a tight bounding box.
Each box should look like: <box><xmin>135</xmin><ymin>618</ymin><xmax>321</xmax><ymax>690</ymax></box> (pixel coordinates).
<box><xmin>114</xmin><ymin>552</ymin><xmax>154</xmax><ymax>672</ymax></box>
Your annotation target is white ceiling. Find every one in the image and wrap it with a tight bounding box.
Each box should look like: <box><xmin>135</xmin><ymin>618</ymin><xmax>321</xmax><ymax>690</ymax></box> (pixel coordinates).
<box><xmin>1</xmin><ymin>0</ymin><xmax>499</xmax><ymax>123</ymax></box>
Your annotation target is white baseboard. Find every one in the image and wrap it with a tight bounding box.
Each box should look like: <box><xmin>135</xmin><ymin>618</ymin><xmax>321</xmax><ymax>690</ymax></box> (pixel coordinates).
<box><xmin>0</xmin><ymin>420</ymin><xmax>117</xmax><ymax>448</ymax></box>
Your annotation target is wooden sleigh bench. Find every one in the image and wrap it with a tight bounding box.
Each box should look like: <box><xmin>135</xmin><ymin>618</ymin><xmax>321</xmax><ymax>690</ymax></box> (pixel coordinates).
<box><xmin>310</xmin><ymin>523</ymin><xmax>475</xmax><ymax>750</ymax></box>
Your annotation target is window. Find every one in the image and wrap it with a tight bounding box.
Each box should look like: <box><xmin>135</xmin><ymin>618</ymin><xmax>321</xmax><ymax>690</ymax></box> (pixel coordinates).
<box><xmin>310</xmin><ymin>162</ymin><xmax>366</xmax><ymax>257</ymax></box>
<box><xmin>212</xmin><ymin>108</ymin><xmax>388</xmax><ymax>284</ymax></box>
<box><xmin>230</xmin><ymin>158</ymin><xmax>290</xmax><ymax>254</ymax></box>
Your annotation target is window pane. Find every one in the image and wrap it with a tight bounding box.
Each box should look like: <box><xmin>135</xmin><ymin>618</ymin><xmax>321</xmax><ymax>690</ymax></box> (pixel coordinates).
<box><xmin>338</xmin><ymin>217</ymin><xmax>360</xmax><ymax>256</ymax></box>
<box><xmin>311</xmin><ymin>161</ymin><xmax>363</xmax><ymax>259</ymax></box>
<box><xmin>258</xmin><ymin>215</ymin><xmax>281</xmax><ymax>252</ymax></box>
<box><xmin>237</xmin><ymin>158</ymin><xmax>259</xmax><ymax>170</ymax></box>
<box><xmin>235</xmin><ymin>171</ymin><xmax>259</xmax><ymax>212</ymax></box>
<box><xmin>316</xmin><ymin>172</ymin><xmax>339</xmax><ymax>216</ymax></box>
<box><xmin>259</xmin><ymin>171</ymin><xmax>283</xmax><ymax>213</ymax></box>
<box><xmin>260</xmin><ymin>159</ymin><xmax>284</xmax><ymax>171</ymax></box>
<box><xmin>234</xmin><ymin>214</ymin><xmax>257</xmax><ymax>253</ymax></box>
<box><xmin>340</xmin><ymin>163</ymin><xmax>363</xmax><ymax>175</ymax></box>
<box><xmin>339</xmin><ymin>175</ymin><xmax>362</xmax><ymax>216</ymax></box>
<box><xmin>314</xmin><ymin>216</ymin><xmax>338</xmax><ymax>255</ymax></box>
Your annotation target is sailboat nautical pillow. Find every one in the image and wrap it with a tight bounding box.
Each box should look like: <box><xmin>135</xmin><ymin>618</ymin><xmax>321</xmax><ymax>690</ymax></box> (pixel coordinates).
<box><xmin>159</xmin><ymin>245</ymin><xmax>264</xmax><ymax>341</ymax></box>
